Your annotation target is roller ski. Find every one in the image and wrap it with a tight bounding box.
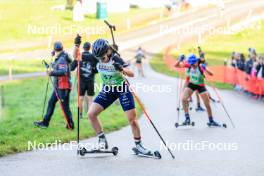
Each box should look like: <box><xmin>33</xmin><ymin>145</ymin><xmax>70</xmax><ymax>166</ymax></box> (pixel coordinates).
<box><xmin>78</xmin><ymin>146</ymin><xmax>119</xmax><ymax>156</ymax></box>
<box><xmin>132</xmin><ymin>142</ymin><xmax>161</xmax><ymax>159</ymax></box>
<box><xmin>78</xmin><ymin>135</ymin><xmax>118</xmax><ymax>156</ymax></box>
<box><xmin>177</xmin><ymin>106</ymin><xmax>192</xmax><ymax>111</ymax></box>
<box><xmin>207</xmin><ymin>119</ymin><xmax>227</xmax><ymax>128</ymax></box>
<box><xmin>175</xmin><ymin>118</ymin><xmax>195</xmax><ymax>128</ymax></box>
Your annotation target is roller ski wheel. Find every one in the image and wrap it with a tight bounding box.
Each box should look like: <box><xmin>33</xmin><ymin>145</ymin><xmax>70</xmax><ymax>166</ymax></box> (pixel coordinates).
<box><xmin>112</xmin><ymin>147</ymin><xmax>119</xmax><ymax>156</ymax></box>
<box><xmin>132</xmin><ymin>147</ymin><xmax>161</xmax><ymax>159</ymax></box>
<box><xmin>176</xmin><ymin>107</ymin><xmax>192</xmax><ymax>111</ymax></box>
<box><xmin>79</xmin><ymin>147</ymin><xmax>87</xmax><ymax>156</ymax></box>
<box><xmin>78</xmin><ymin>147</ymin><xmax>119</xmax><ymax>156</ymax></box>
<box><xmin>175</xmin><ymin>121</ymin><xmax>195</xmax><ymax>128</ymax></box>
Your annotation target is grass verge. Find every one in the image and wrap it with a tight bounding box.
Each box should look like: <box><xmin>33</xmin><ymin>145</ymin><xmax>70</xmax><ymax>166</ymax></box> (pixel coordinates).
<box><xmin>0</xmin><ymin>59</ymin><xmax>43</xmax><ymax>75</ymax></box>
<box><xmin>0</xmin><ymin>76</ymin><xmax>141</xmax><ymax>156</ymax></box>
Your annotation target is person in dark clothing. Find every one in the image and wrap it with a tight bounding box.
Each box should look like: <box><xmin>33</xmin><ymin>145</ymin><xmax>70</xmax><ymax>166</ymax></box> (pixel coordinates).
<box><xmin>34</xmin><ymin>41</ymin><xmax>74</xmax><ymax>129</ymax></box>
<box><xmin>245</xmin><ymin>58</ymin><xmax>254</xmax><ymax>75</ymax></box>
<box><xmin>237</xmin><ymin>53</ymin><xmax>246</xmax><ymax>71</ymax></box>
<box><xmin>71</xmin><ymin>35</ymin><xmax>98</xmax><ymax>118</ymax></box>
<box><xmin>231</xmin><ymin>52</ymin><xmax>236</xmax><ymax>68</ymax></box>
<box><xmin>134</xmin><ymin>46</ymin><xmax>146</xmax><ymax>77</ymax></box>
<box><xmin>245</xmin><ymin>48</ymin><xmax>257</xmax><ymax>75</ymax></box>
<box><xmin>198</xmin><ymin>46</ymin><xmax>205</xmax><ymax>59</ymax></box>
<box><xmin>256</xmin><ymin>56</ymin><xmax>264</xmax><ymax>78</ymax></box>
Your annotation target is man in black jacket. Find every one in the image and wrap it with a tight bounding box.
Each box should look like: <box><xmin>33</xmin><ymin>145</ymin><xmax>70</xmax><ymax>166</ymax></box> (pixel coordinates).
<box><xmin>71</xmin><ymin>35</ymin><xmax>98</xmax><ymax>119</ymax></box>
<box><xmin>256</xmin><ymin>56</ymin><xmax>264</xmax><ymax>78</ymax></box>
<box><xmin>34</xmin><ymin>41</ymin><xmax>74</xmax><ymax>129</ymax></box>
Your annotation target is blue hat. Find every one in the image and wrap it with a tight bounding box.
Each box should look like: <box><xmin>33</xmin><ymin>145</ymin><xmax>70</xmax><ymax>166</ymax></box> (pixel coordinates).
<box><xmin>53</xmin><ymin>41</ymin><xmax>63</xmax><ymax>51</ymax></box>
<box><xmin>187</xmin><ymin>54</ymin><xmax>198</xmax><ymax>65</ymax></box>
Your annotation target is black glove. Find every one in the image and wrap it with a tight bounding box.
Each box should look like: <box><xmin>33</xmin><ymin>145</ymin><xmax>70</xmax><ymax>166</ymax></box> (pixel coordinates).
<box><xmin>113</xmin><ymin>62</ymin><xmax>123</xmax><ymax>72</ymax></box>
<box><xmin>74</xmin><ymin>34</ymin><xmax>81</xmax><ymax>47</ymax></box>
<box><xmin>51</xmin><ymin>50</ymin><xmax>55</xmax><ymax>57</ymax></box>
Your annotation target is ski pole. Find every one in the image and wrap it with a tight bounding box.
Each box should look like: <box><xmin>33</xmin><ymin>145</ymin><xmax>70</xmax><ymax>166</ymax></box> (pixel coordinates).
<box><xmin>123</xmin><ymin>76</ymin><xmax>175</xmax><ymax>159</ymax></box>
<box><xmin>41</xmin><ymin>78</ymin><xmax>49</xmax><ymax>118</ymax></box>
<box><xmin>104</xmin><ymin>20</ymin><xmax>116</xmax><ymax>45</ymax></box>
<box><xmin>212</xmin><ymin>85</ymin><xmax>235</xmax><ymax>128</ymax></box>
<box><xmin>42</xmin><ymin>60</ymin><xmax>72</xmax><ymax>130</ymax></box>
<box><xmin>76</xmin><ymin>45</ymin><xmax>81</xmax><ymax>149</ymax></box>
<box><xmin>176</xmin><ymin>72</ymin><xmax>182</xmax><ymax>123</ymax></box>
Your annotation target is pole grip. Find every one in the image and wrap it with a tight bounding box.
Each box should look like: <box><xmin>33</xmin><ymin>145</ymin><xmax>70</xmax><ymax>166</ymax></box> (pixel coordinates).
<box><xmin>104</xmin><ymin>20</ymin><xmax>115</xmax><ymax>30</ymax></box>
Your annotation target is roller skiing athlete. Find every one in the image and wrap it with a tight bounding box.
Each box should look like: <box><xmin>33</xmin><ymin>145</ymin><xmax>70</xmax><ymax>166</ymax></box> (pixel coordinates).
<box><xmin>81</xmin><ymin>39</ymin><xmax>160</xmax><ymax>158</ymax></box>
<box><xmin>134</xmin><ymin>46</ymin><xmax>146</xmax><ymax>77</ymax></box>
<box><xmin>177</xmin><ymin>54</ymin><xmax>205</xmax><ymax>112</ymax></box>
<box><xmin>71</xmin><ymin>35</ymin><xmax>98</xmax><ymax>119</ymax></box>
<box><xmin>175</xmin><ymin>54</ymin><xmax>224</xmax><ymax>127</ymax></box>
<box><xmin>34</xmin><ymin>41</ymin><xmax>74</xmax><ymax>130</ymax></box>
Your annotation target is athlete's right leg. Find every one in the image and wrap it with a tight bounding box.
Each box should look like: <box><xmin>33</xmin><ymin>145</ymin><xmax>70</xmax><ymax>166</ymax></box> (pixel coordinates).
<box><xmin>182</xmin><ymin>87</ymin><xmax>194</xmax><ymax>114</ymax></box>
<box><xmin>182</xmin><ymin>86</ymin><xmax>194</xmax><ymax>124</ymax></box>
<box><xmin>88</xmin><ymin>102</ymin><xmax>104</xmax><ymax>134</ymax></box>
<box><xmin>88</xmin><ymin>88</ymin><xmax>118</xmax><ymax>149</ymax></box>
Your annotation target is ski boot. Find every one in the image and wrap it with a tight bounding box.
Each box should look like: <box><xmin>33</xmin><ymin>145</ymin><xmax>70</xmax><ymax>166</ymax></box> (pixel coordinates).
<box><xmin>65</xmin><ymin>120</ymin><xmax>74</xmax><ymax>130</ymax></box>
<box><xmin>175</xmin><ymin>114</ymin><xmax>195</xmax><ymax>128</ymax></box>
<box><xmin>195</xmin><ymin>106</ymin><xmax>205</xmax><ymax>112</ymax></box>
<box><xmin>78</xmin><ymin>133</ymin><xmax>119</xmax><ymax>156</ymax></box>
<box><xmin>33</xmin><ymin>120</ymin><xmax>48</xmax><ymax>129</ymax></box>
<box><xmin>132</xmin><ymin>142</ymin><xmax>161</xmax><ymax>159</ymax></box>
<box><xmin>182</xmin><ymin>118</ymin><xmax>191</xmax><ymax>125</ymax></box>
<box><xmin>98</xmin><ymin>136</ymin><xmax>109</xmax><ymax>150</ymax></box>
<box><xmin>207</xmin><ymin>119</ymin><xmax>227</xmax><ymax>128</ymax></box>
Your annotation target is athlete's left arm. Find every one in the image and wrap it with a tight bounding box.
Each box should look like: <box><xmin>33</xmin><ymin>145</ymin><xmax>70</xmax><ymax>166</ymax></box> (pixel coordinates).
<box><xmin>113</xmin><ymin>55</ymin><xmax>134</xmax><ymax>77</ymax></box>
<box><xmin>201</xmin><ymin>63</ymin><xmax>213</xmax><ymax>76</ymax></box>
<box><xmin>205</xmin><ymin>68</ymin><xmax>213</xmax><ymax>76</ymax></box>
<box><xmin>50</xmin><ymin>58</ymin><xmax>68</xmax><ymax>76</ymax></box>
<box><xmin>123</xmin><ymin>68</ymin><xmax>134</xmax><ymax>77</ymax></box>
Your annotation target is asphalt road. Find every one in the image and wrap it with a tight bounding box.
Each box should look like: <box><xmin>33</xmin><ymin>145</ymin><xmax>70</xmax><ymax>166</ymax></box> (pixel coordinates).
<box><xmin>1</xmin><ymin>1</ymin><xmax>264</xmax><ymax>176</ymax></box>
